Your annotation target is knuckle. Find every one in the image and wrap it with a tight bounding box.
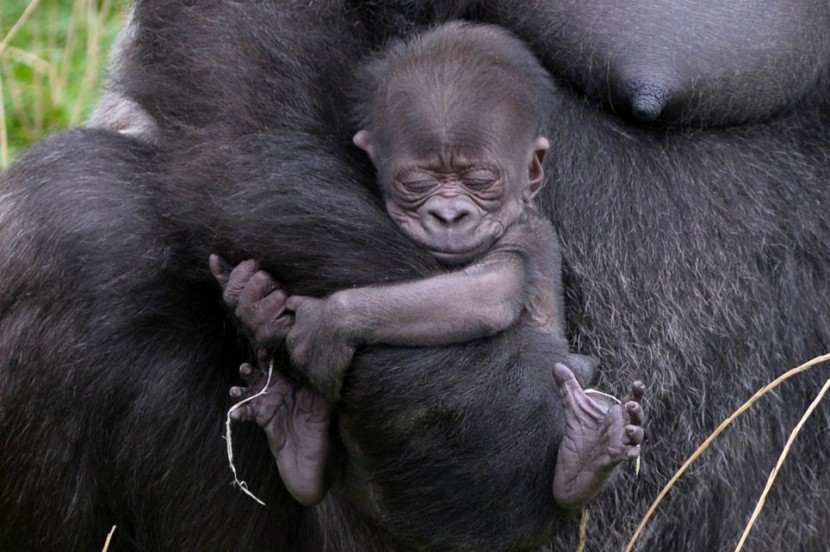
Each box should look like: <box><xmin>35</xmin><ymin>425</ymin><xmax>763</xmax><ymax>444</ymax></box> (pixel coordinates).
<box><xmin>223</xmin><ymin>289</ymin><xmax>239</xmax><ymax>307</ymax></box>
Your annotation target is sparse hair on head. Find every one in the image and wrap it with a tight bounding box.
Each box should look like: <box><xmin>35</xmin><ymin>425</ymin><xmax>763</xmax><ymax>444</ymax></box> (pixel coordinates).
<box><xmin>352</xmin><ymin>22</ymin><xmax>554</xmax><ymax>149</ymax></box>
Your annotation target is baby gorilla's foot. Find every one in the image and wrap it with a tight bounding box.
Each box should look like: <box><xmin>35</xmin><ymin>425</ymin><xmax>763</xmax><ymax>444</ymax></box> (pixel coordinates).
<box><xmin>229</xmin><ymin>363</ymin><xmax>333</xmax><ymax>506</ymax></box>
<box><xmin>551</xmin><ymin>363</ymin><xmax>644</xmax><ymax>510</ymax></box>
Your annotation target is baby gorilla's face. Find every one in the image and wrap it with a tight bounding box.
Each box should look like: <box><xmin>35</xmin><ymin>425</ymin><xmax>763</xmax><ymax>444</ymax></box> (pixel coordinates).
<box><xmin>385</xmin><ymin>150</ymin><xmax>516</xmax><ymax>265</ymax></box>
<box><xmin>374</xmin><ymin>125</ymin><xmax>549</xmax><ymax>266</ymax></box>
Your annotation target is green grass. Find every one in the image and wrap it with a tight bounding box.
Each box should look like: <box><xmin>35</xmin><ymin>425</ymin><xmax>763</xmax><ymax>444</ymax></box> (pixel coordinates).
<box><xmin>0</xmin><ymin>0</ymin><xmax>127</xmax><ymax>168</ymax></box>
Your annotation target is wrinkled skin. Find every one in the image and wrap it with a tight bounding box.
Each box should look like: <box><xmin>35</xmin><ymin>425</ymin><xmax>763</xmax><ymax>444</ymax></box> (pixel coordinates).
<box><xmin>229</xmin><ymin>361</ymin><xmax>333</xmax><ymax>507</ymax></box>
<box><xmin>551</xmin><ymin>364</ymin><xmax>644</xmax><ymax>509</ymax></box>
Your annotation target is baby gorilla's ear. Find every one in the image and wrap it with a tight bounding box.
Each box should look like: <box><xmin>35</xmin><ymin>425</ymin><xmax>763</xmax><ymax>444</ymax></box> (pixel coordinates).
<box><xmin>353</xmin><ymin>129</ymin><xmax>377</xmax><ymax>163</ymax></box>
<box><xmin>525</xmin><ymin>136</ymin><xmax>550</xmax><ymax>201</ymax></box>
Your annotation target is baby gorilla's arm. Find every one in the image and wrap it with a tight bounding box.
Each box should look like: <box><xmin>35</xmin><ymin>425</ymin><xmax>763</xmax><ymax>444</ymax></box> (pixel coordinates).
<box><xmin>551</xmin><ymin>364</ymin><xmax>645</xmax><ymax>510</ymax></box>
<box><xmin>283</xmin><ymin>255</ymin><xmax>527</xmax><ymax>400</ymax></box>
<box><xmin>211</xmin><ymin>253</ymin><xmax>528</xmax><ymax>401</ymax></box>
<box><xmin>328</xmin><ymin>254</ymin><xmax>527</xmax><ymax>347</ymax></box>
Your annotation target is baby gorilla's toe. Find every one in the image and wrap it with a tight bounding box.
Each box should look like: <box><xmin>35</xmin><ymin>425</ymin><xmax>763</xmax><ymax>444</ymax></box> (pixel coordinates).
<box><xmin>625</xmin><ymin>425</ymin><xmax>644</xmax><ymax>445</ymax></box>
<box><xmin>238</xmin><ymin>362</ymin><xmax>261</xmax><ymax>386</ymax></box>
<box><xmin>623</xmin><ymin>380</ymin><xmax>645</xmax><ymax>404</ymax></box>
<box><xmin>625</xmin><ymin>401</ymin><xmax>644</xmax><ymax>425</ymax></box>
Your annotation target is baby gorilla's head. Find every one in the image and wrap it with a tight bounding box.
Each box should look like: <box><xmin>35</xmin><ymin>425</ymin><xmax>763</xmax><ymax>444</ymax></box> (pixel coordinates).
<box><xmin>353</xmin><ymin>22</ymin><xmax>553</xmax><ymax>266</ymax></box>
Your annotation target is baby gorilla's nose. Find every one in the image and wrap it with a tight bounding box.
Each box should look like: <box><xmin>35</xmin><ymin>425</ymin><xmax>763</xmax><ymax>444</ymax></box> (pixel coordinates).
<box><xmin>426</xmin><ymin>198</ymin><xmax>474</xmax><ymax>229</ymax></box>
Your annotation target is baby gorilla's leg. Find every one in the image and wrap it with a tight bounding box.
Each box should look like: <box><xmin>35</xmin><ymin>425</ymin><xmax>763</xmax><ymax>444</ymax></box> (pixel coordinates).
<box><xmin>551</xmin><ymin>363</ymin><xmax>645</xmax><ymax>510</ymax></box>
<box><xmin>229</xmin><ymin>363</ymin><xmax>333</xmax><ymax>506</ymax></box>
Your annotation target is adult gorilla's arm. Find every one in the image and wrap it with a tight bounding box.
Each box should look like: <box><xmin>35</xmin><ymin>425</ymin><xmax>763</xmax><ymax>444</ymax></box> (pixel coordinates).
<box><xmin>78</xmin><ymin>1</ymin><xmax>580</xmax><ymax>547</ymax></box>
<box><xmin>0</xmin><ymin>127</ymin><xmax>575</xmax><ymax>551</ymax></box>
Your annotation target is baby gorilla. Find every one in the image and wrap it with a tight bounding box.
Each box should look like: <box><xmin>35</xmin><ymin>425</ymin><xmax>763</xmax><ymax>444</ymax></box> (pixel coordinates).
<box><xmin>213</xmin><ymin>22</ymin><xmax>644</xmax><ymax>510</ymax></box>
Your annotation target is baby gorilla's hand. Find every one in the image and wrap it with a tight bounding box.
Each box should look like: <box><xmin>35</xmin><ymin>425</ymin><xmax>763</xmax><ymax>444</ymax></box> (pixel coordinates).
<box><xmin>209</xmin><ymin>255</ymin><xmax>293</xmax><ymax>348</ymax></box>
<box><xmin>285</xmin><ymin>295</ymin><xmax>356</xmax><ymax>402</ymax></box>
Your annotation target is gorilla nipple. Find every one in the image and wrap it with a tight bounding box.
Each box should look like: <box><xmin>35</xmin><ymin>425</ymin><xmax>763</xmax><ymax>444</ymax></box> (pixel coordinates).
<box><xmin>626</xmin><ymin>80</ymin><xmax>672</xmax><ymax>122</ymax></box>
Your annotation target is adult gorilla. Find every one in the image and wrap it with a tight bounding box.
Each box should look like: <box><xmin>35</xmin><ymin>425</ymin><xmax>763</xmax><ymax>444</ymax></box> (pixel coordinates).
<box><xmin>2</xmin><ymin>2</ymin><xmax>829</xmax><ymax>552</ymax></box>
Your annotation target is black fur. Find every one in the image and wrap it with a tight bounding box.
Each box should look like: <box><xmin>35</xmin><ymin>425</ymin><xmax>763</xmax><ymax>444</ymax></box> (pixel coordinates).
<box><xmin>2</xmin><ymin>1</ymin><xmax>829</xmax><ymax>551</ymax></box>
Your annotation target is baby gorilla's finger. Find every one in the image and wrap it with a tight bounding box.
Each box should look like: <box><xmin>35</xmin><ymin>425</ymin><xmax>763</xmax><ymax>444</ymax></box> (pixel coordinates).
<box><xmin>223</xmin><ymin>259</ymin><xmax>260</xmax><ymax>307</ymax></box>
<box><xmin>625</xmin><ymin>425</ymin><xmax>644</xmax><ymax>445</ymax></box>
<box><xmin>552</xmin><ymin>362</ymin><xmax>577</xmax><ymax>386</ymax></box>
<box><xmin>285</xmin><ymin>295</ymin><xmax>313</xmax><ymax>312</ymax></box>
<box><xmin>257</xmin><ymin>288</ymin><xmax>294</xmax><ymax>340</ymax></box>
<box><xmin>626</xmin><ymin>446</ymin><xmax>641</xmax><ymax>461</ymax></box>
<box><xmin>209</xmin><ymin>254</ymin><xmax>232</xmax><ymax>289</ymax></box>
<box><xmin>258</xmin><ymin>286</ymin><xmax>288</xmax><ymax>313</ymax></box>
<box><xmin>624</xmin><ymin>401</ymin><xmax>644</xmax><ymax>426</ymax></box>
<box><xmin>241</xmin><ymin>270</ymin><xmax>277</xmax><ymax>305</ymax></box>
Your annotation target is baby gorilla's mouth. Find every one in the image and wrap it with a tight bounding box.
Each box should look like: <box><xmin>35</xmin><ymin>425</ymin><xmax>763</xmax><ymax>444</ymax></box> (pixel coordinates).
<box><xmin>428</xmin><ymin>240</ymin><xmax>493</xmax><ymax>266</ymax></box>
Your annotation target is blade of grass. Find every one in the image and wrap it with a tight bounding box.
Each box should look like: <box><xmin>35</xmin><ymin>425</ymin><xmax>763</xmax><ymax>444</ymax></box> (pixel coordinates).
<box><xmin>625</xmin><ymin>352</ymin><xmax>830</xmax><ymax>552</ymax></box>
<box><xmin>4</xmin><ymin>46</ymin><xmax>50</xmax><ymax>74</ymax></box>
<box><xmin>54</xmin><ymin>0</ymin><xmax>86</xmax><ymax>104</ymax></box>
<box><xmin>47</xmin><ymin>0</ymin><xmax>57</xmax><ymax>100</ymax></box>
<box><xmin>733</xmin><ymin>378</ymin><xmax>830</xmax><ymax>552</ymax></box>
<box><xmin>0</xmin><ymin>70</ymin><xmax>8</xmax><ymax>168</ymax></box>
<box><xmin>0</xmin><ymin>0</ymin><xmax>44</xmax><ymax>56</ymax></box>
<box><xmin>32</xmin><ymin>3</ymin><xmax>43</xmax><ymax>133</ymax></box>
<box><xmin>71</xmin><ymin>0</ymin><xmax>112</xmax><ymax>125</ymax></box>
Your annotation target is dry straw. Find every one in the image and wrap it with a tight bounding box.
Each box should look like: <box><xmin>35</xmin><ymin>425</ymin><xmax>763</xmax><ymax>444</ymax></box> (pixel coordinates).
<box><xmin>732</xmin><ymin>377</ymin><xmax>830</xmax><ymax>552</ymax></box>
<box><xmin>1</xmin><ymin>0</ymin><xmax>121</xmax><ymax>167</ymax></box>
<box><xmin>624</xmin><ymin>352</ymin><xmax>830</xmax><ymax>552</ymax></box>
<box><xmin>100</xmin><ymin>525</ymin><xmax>115</xmax><ymax>552</ymax></box>
<box><xmin>224</xmin><ymin>361</ymin><xmax>275</xmax><ymax>506</ymax></box>
<box><xmin>575</xmin><ymin>506</ymin><xmax>589</xmax><ymax>552</ymax></box>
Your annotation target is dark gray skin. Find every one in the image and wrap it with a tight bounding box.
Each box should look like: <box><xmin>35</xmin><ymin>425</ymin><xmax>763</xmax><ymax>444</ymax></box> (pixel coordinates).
<box><xmin>484</xmin><ymin>0</ymin><xmax>830</xmax><ymax>124</ymax></box>
<box><xmin>214</xmin><ymin>24</ymin><xmax>644</xmax><ymax>510</ymax></box>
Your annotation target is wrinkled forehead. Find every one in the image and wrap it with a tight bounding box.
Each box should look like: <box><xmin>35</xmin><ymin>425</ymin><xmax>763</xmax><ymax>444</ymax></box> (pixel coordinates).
<box><xmin>376</xmin><ymin>91</ymin><xmax>535</xmax><ymax>160</ymax></box>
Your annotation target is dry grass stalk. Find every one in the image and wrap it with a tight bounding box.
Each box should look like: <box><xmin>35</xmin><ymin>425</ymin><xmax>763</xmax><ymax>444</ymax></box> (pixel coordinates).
<box><xmin>69</xmin><ymin>0</ymin><xmax>113</xmax><ymax>125</ymax></box>
<box><xmin>624</xmin><ymin>352</ymin><xmax>830</xmax><ymax>552</ymax></box>
<box><xmin>1</xmin><ymin>0</ymin><xmax>123</xmax><ymax>167</ymax></box>
<box><xmin>0</xmin><ymin>73</ymin><xmax>7</xmax><ymax>168</ymax></box>
<box><xmin>575</xmin><ymin>506</ymin><xmax>589</xmax><ymax>552</ymax></box>
<box><xmin>0</xmin><ymin>0</ymin><xmax>43</xmax><ymax>56</ymax></box>
<box><xmin>733</xmin><ymin>377</ymin><xmax>830</xmax><ymax>552</ymax></box>
<box><xmin>101</xmin><ymin>525</ymin><xmax>116</xmax><ymax>552</ymax></box>
<box><xmin>224</xmin><ymin>360</ymin><xmax>274</xmax><ymax>506</ymax></box>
